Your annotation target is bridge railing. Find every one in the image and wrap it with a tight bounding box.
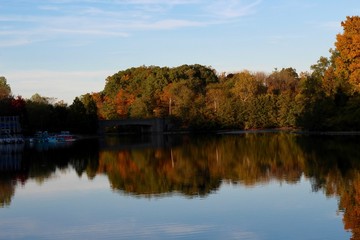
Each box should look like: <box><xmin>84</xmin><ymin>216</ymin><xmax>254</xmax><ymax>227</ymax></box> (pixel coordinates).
<box><xmin>98</xmin><ymin>118</ymin><xmax>169</xmax><ymax>135</ymax></box>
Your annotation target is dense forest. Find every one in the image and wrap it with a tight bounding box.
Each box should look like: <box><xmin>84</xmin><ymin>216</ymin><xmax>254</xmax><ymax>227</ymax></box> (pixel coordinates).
<box><xmin>92</xmin><ymin>16</ymin><xmax>360</xmax><ymax>131</ymax></box>
<box><xmin>1</xmin><ymin>16</ymin><xmax>360</xmax><ymax>133</ymax></box>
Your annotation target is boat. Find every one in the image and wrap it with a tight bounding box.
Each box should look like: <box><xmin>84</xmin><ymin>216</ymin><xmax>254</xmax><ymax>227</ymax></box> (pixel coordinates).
<box><xmin>0</xmin><ymin>134</ymin><xmax>24</xmax><ymax>144</ymax></box>
<box><xmin>29</xmin><ymin>131</ymin><xmax>77</xmax><ymax>143</ymax></box>
<box><xmin>52</xmin><ymin>131</ymin><xmax>77</xmax><ymax>142</ymax></box>
<box><xmin>29</xmin><ymin>131</ymin><xmax>49</xmax><ymax>143</ymax></box>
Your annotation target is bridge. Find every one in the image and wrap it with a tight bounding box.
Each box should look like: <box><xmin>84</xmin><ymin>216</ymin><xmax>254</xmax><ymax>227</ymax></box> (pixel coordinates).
<box><xmin>98</xmin><ymin>118</ymin><xmax>171</xmax><ymax>135</ymax></box>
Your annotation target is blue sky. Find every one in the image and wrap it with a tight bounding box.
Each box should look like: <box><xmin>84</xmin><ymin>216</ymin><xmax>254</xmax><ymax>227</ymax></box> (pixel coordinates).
<box><xmin>1</xmin><ymin>0</ymin><xmax>360</xmax><ymax>104</ymax></box>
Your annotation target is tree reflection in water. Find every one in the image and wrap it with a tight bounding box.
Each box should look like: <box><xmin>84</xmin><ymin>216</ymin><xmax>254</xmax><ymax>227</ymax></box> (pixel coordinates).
<box><xmin>97</xmin><ymin>133</ymin><xmax>305</xmax><ymax>196</ymax></box>
<box><xmin>1</xmin><ymin>133</ymin><xmax>360</xmax><ymax>239</ymax></box>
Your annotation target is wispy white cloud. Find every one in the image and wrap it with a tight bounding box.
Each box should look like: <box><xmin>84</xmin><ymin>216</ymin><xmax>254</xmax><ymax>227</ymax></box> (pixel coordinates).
<box><xmin>38</xmin><ymin>0</ymin><xmax>199</xmax><ymax>4</ymax></box>
<box><xmin>117</xmin><ymin>0</ymin><xmax>199</xmax><ymax>4</ymax></box>
<box><xmin>0</xmin><ymin>0</ymin><xmax>262</xmax><ymax>48</ymax></box>
<box><xmin>37</xmin><ymin>5</ymin><xmax>61</xmax><ymax>11</ymax></box>
<box><xmin>0</xmin><ymin>13</ymin><xmax>132</xmax><ymax>46</ymax></box>
<box><xmin>0</xmin><ymin>15</ymin><xmax>43</xmax><ymax>22</ymax></box>
<box><xmin>0</xmin><ymin>28</ymin><xmax>48</xmax><ymax>47</ymax></box>
<box><xmin>129</xmin><ymin>19</ymin><xmax>206</xmax><ymax>30</ymax></box>
<box><xmin>0</xmin><ymin>39</ymin><xmax>33</xmax><ymax>47</ymax></box>
<box><xmin>49</xmin><ymin>28</ymin><xmax>129</xmax><ymax>37</ymax></box>
<box><xmin>205</xmin><ymin>0</ymin><xmax>262</xmax><ymax>19</ymax></box>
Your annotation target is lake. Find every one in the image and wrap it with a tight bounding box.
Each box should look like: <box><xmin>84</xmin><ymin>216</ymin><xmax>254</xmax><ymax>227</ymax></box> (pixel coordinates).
<box><xmin>0</xmin><ymin>132</ymin><xmax>358</xmax><ymax>240</ymax></box>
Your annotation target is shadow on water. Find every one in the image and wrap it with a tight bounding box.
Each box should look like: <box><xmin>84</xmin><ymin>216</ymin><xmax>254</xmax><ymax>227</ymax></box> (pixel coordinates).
<box><xmin>1</xmin><ymin>132</ymin><xmax>360</xmax><ymax>238</ymax></box>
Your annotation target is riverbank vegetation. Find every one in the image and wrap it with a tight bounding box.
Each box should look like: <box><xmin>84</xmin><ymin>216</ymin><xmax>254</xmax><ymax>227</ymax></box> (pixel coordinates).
<box><xmin>0</xmin><ymin>16</ymin><xmax>359</xmax><ymax>133</ymax></box>
<box><xmin>0</xmin><ymin>90</ymin><xmax>98</xmax><ymax>134</ymax></box>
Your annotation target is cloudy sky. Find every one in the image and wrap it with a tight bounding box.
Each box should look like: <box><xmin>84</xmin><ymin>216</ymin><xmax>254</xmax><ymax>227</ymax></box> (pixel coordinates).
<box><xmin>1</xmin><ymin>0</ymin><xmax>360</xmax><ymax>104</ymax></box>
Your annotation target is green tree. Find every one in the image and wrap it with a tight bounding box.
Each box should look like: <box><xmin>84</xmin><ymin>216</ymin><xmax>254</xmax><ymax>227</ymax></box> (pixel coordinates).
<box><xmin>206</xmin><ymin>82</ymin><xmax>244</xmax><ymax>128</ymax></box>
<box><xmin>30</xmin><ymin>93</ymin><xmax>49</xmax><ymax>104</ymax></box>
<box><xmin>295</xmin><ymin>74</ymin><xmax>336</xmax><ymax>130</ymax></box>
<box><xmin>277</xmin><ymin>93</ymin><xmax>299</xmax><ymax>127</ymax></box>
<box><xmin>25</xmin><ymin>99</ymin><xmax>53</xmax><ymax>132</ymax></box>
<box><xmin>311</xmin><ymin>51</ymin><xmax>340</xmax><ymax>97</ymax></box>
<box><xmin>80</xmin><ymin>94</ymin><xmax>99</xmax><ymax>133</ymax></box>
<box><xmin>68</xmin><ymin>97</ymin><xmax>88</xmax><ymax>133</ymax></box>
<box><xmin>245</xmin><ymin>95</ymin><xmax>277</xmax><ymax>129</ymax></box>
<box><xmin>0</xmin><ymin>97</ymin><xmax>12</xmax><ymax>116</ymax></box>
<box><xmin>167</xmin><ymin>80</ymin><xmax>195</xmax><ymax>123</ymax></box>
<box><xmin>129</xmin><ymin>97</ymin><xmax>150</xmax><ymax>118</ymax></box>
<box><xmin>80</xmin><ymin>93</ymin><xmax>98</xmax><ymax>116</ymax></box>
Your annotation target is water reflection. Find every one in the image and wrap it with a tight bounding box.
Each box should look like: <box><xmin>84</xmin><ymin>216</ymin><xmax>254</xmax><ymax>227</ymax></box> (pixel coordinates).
<box><xmin>0</xmin><ymin>144</ymin><xmax>23</xmax><ymax>171</ymax></box>
<box><xmin>1</xmin><ymin>133</ymin><xmax>360</xmax><ymax>239</ymax></box>
<box><xmin>0</xmin><ymin>139</ymin><xmax>99</xmax><ymax>208</ymax></box>
<box><xmin>98</xmin><ymin>133</ymin><xmax>307</xmax><ymax>197</ymax></box>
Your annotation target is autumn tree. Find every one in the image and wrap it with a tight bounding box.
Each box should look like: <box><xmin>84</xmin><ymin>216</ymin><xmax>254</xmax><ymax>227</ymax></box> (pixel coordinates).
<box><xmin>266</xmin><ymin>68</ymin><xmax>300</xmax><ymax>95</ymax></box>
<box><xmin>231</xmin><ymin>70</ymin><xmax>265</xmax><ymax>101</ymax></box>
<box><xmin>0</xmin><ymin>76</ymin><xmax>11</xmax><ymax>99</ymax></box>
<box><xmin>334</xmin><ymin>16</ymin><xmax>360</xmax><ymax>93</ymax></box>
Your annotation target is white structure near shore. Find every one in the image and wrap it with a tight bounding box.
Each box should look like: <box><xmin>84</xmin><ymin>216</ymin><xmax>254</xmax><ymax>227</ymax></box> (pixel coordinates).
<box><xmin>0</xmin><ymin>116</ymin><xmax>23</xmax><ymax>143</ymax></box>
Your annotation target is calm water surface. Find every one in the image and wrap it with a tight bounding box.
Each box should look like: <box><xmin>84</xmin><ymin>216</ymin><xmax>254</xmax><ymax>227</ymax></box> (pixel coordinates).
<box><xmin>0</xmin><ymin>133</ymin><xmax>358</xmax><ymax>240</ymax></box>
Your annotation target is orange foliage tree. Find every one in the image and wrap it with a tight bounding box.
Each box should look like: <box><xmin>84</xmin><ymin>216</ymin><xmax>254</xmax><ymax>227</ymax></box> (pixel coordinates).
<box><xmin>335</xmin><ymin>16</ymin><xmax>360</xmax><ymax>93</ymax></box>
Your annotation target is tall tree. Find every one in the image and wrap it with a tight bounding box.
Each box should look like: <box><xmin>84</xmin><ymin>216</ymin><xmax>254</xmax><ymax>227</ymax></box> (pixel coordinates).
<box><xmin>25</xmin><ymin>99</ymin><xmax>53</xmax><ymax>132</ymax></box>
<box><xmin>80</xmin><ymin>93</ymin><xmax>98</xmax><ymax>116</ymax></box>
<box><xmin>68</xmin><ymin>97</ymin><xmax>88</xmax><ymax>132</ymax></box>
<box><xmin>334</xmin><ymin>16</ymin><xmax>360</xmax><ymax>93</ymax></box>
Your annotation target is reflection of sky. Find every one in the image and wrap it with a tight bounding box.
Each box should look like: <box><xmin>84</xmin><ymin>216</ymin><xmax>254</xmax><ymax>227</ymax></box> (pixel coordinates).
<box><xmin>15</xmin><ymin>170</ymin><xmax>110</xmax><ymax>197</ymax></box>
<box><xmin>0</xmin><ymin>170</ymin><xmax>351</xmax><ymax>240</ymax></box>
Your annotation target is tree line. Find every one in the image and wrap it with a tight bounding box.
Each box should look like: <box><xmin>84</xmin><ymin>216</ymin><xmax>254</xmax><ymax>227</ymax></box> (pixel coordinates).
<box><xmin>1</xmin><ymin>16</ymin><xmax>359</xmax><ymax>133</ymax></box>
<box><xmin>90</xmin><ymin>16</ymin><xmax>360</xmax><ymax>131</ymax></box>
<box><xmin>0</xmin><ymin>86</ymin><xmax>98</xmax><ymax>134</ymax></box>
